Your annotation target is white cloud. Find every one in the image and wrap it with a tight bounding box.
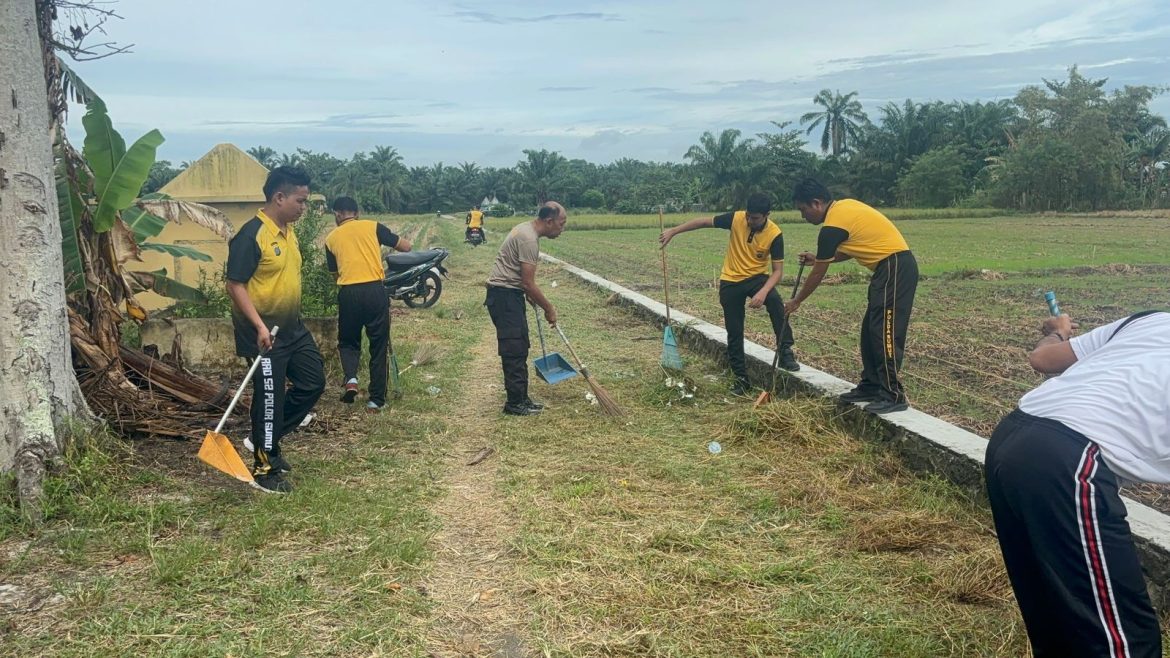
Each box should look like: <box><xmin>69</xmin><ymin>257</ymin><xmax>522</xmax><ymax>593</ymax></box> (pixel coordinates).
<box><xmin>65</xmin><ymin>0</ymin><xmax>1170</xmax><ymax>165</ymax></box>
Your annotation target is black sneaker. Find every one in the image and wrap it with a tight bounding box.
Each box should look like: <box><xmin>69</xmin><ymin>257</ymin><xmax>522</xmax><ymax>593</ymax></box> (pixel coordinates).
<box><xmin>523</xmin><ymin>398</ymin><xmax>545</xmax><ymax>410</ymax></box>
<box><xmin>867</xmin><ymin>398</ymin><xmax>909</xmax><ymax>414</ymax></box>
<box><xmin>730</xmin><ymin>378</ymin><xmax>752</xmax><ymax>396</ymax></box>
<box><xmin>268</xmin><ymin>452</ymin><xmax>292</xmax><ymax>474</ymax></box>
<box><xmin>779</xmin><ymin>349</ymin><xmax>800</xmax><ymax>372</ymax></box>
<box><xmin>340</xmin><ymin>381</ymin><xmax>358</xmax><ymax>404</ymax></box>
<box><xmin>253</xmin><ymin>471</ymin><xmax>292</xmax><ymax>494</ymax></box>
<box><xmin>840</xmin><ymin>388</ymin><xmax>880</xmax><ymax>403</ymax></box>
<box><xmin>503</xmin><ymin>402</ymin><xmax>541</xmax><ymax>416</ymax></box>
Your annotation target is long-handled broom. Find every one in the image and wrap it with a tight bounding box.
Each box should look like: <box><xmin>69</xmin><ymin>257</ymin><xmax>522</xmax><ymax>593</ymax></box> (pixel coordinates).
<box><xmin>554</xmin><ymin>324</ymin><xmax>623</xmax><ymax>416</ymax></box>
<box><xmin>398</xmin><ymin>342</ymin><xmax>440</xmax><ymax>375</ymax></box>
<box><xmin>198</xmin><ymin>325</ymin><xmax>278</xmax><ymax>489</ymax></box>
<box><xmin>387</xmin><ymin>309</ymin><xmax>402</xmax><ymax>399</ymax></box>
<box><xmin>658</xmin><ymin>206</ymin><xmax>684</xmax><ymax>371</ymax></box>
<box><xmin>754</xmin><ymin>262</ymin><xmax>806</xmax><ymax>408</ymax></box>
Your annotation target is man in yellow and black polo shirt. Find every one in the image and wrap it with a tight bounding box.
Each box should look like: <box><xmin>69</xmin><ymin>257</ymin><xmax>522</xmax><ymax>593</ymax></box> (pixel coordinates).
<box><xmin>466</xmin><ymin>206</ymin><xmax>485</xmax><ymax>242</ymax></box>
<box><xmin>226</xmin><ymin>166</ymin><xmax>326</xmax><ymax>494</ymax></box>
<box><xmin>660</xmin><ymin>192</ymin><xmax>798</xmax><ymax>396</ymax></box>
<box><xmin>325</xmin><ymin>196</ymin><xmax>412</xmax><ymax>412</ymax></box>
<box><xmin>786</xmin><ymin>178</ymin><xmax>918</xmax><ymax>414</ymax></box>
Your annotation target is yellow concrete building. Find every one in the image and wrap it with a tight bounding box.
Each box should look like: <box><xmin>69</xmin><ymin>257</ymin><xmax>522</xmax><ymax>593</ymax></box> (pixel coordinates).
<box><xmin>134</xmin><ymin>143</ymin><xmax>269</xmax><ymax>309</ymax></box>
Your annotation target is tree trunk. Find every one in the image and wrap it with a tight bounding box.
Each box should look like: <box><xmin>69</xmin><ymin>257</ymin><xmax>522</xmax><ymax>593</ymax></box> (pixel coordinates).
<box><xmin>0</xmin><ymin>0</ymin><xmax>82</xmax><ymax>522</ymax></box>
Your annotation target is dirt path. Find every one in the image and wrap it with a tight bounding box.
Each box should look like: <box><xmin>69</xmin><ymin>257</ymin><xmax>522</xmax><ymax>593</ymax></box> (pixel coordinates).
<box><xmin>423</xmin><ymin>332</ymin><xmax>534</xmax><ymax>657</ymax></box>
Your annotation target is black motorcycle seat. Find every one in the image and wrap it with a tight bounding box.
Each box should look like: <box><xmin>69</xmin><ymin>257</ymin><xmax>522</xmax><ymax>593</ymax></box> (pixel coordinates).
<box><xmin>384</xmin><ymin>249</ymin><xmax>444</xmax><ymax>270</ymax></box>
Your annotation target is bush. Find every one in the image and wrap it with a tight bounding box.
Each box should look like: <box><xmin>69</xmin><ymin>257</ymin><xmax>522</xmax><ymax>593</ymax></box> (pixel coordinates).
<box><xmin>580</xmin><ymin>189</ymin><xmax>606</xmax><ymax>209</ymax></box>
<box><xmin>295</xmin><ymin>206</ymin><xmax>338</xmax><ymax>317</ymax></box>
<box><xmin>487</xmin><ymin>204</ymin><xmax>514</xmax><ymax>217</ymax></box>
<box><xmin>171</xmin><ymin>268</ymin><xmax>233</xmax><ymax>319</ymax></box>
<box><xmin>895</xmin><ymin>146</ymin><xmax>972</xmax><ymax>207</ymax></box>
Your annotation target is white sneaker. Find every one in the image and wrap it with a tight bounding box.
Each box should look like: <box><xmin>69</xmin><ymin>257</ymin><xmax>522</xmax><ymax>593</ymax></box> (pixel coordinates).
<box><xmin>243</xmin><ymin>436</ymin><xmax>254</xmax><ymax>452</ymax></box>
<box><xmin>299</xmin><ymin>412</ymin><xmax>315</xmax><ymax>428</ymax></box>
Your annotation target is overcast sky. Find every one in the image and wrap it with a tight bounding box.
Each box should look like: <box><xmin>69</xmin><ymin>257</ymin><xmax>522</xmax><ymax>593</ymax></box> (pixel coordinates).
<box><xmin>67</xmin><ymin>0</ymin><xmax>1170</xmax><ymax>168</ymax></box>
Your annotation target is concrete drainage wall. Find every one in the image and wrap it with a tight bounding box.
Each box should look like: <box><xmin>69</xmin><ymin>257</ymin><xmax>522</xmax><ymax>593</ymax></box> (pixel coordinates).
<box><xmin>140</xmin><ymin>318</ymin><xmax>338</xmax><ymax>370</ymax></box>
<box><xmin>542</xmin><ymin>253</ymin><xmax>1170</xmax><ymax>610</ymax></box>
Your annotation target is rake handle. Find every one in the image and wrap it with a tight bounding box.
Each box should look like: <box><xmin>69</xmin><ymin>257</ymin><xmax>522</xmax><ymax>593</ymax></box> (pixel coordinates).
<box><xmin>792</xmin><ymin>261</ymin><xmax>806</xmax><ymax>300</ymax></box>
<box><xmin>658</xmin><ymin>206</ymin><xmax>672</xmax><ymax>325</ymax></box>
<box><xmin>214</xmin><ymin>325</ymin><xmax>278</xmax><ymax>434</ymax></box>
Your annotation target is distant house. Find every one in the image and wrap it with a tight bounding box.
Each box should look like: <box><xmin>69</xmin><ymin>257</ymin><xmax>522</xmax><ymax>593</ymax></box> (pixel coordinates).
<box><xmin>479</xmin><ymin>194</ymin><xmax>501</xmax><ymax>210</ymax></box>
<box><xmin>134</xmin><ymin>143</ymin><xmax>269</xmax><ymax>309</ymax></box>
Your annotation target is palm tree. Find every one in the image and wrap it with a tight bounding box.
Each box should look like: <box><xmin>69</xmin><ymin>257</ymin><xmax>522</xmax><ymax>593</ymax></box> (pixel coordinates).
<box><xmin>276</xmin><ymin>152</ymin><xmax>302</xmax><ymax>168</ymax></box>
<box><xmin>684</xmin><ymin>129</ymin><xmax>755</xmax><ymax>209</ymax></box>
<box><xmin>515</xmin><ymin>149</ymin><xmax>567</xmax><ymax>205</ymax></box>
<box><xmin>370</xmin><ymin>145</ymin><xmax>403</xmax><ymax>168</ymax></box>
<box><xmin>365</xmin><ymin>146</ymin><xmax>406</xmax><ymax>211</ymax></box>
<box><xmin>450</xmin><ymin>161</ymin><xmax>481</xmax><ymax>207</ymax></box>
<box><xmin>800</xmin><ymin>89</ymin><xmax>869</xmax><ymax>156</ymax></box>
<box><xmin>246</xmin><ymin>145</ymin><xmax>278</xmax><ymax>168</ymax></box>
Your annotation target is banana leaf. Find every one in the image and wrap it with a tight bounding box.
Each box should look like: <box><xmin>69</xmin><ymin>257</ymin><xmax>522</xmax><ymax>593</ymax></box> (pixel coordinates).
<box><xmin>81</xmin><ymin>99</ymin><xmax>165</xmax><ymax>232</ymax></box>
<box><xmin>140</xmin><ymin>242</ymin><xmax>213</xmax><ymax>262</ymax></box>
<box><xmin>125</xmin><ymin>269</ymin><xmax>207</xmax><ymax>302</ymax></box>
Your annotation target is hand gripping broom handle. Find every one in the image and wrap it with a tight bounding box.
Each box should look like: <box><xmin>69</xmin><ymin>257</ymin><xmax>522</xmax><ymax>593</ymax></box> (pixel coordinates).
<box><xmin>658</xmin><ymin>206</ymin><xmax>672</xmax><ymax>324</ymax></box>
<box><xmin>213</xmin><ymin>326</ymin><xmax>278</xmax><ymax>434</ymax></box>
<box><xmin>792</xmin><ymin>262</ymin><xmax>806</xmax><ymax>300</ymax></box>
<box><xmin>554</xmin><ymin>325</ymin><xmax>591</xmax><ymax>378</ymax></box>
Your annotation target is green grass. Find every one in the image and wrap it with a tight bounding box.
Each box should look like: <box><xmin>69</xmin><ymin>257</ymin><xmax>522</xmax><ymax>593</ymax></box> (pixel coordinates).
<box><xmin>376</xmin><ymin>207</ymin><xmax>1016</xmax><ymax>233</ymax></box>
<box><xmin>5</xmin><ymin>213</ymin><xmax>1167</xmax><ymax>655</ymax></box>
<box><xmin>478</xmin><ymin>253</ymin><xmax>1032</xmax><ymax>656</ymax></box>
<box><xmin>0</xmin><ymin>269</ymin><xmax>493</xmax><ymax>655</ymax></box>
<box><xmin>537</xmin><ymin>214</ymin><xmax>1170</xmax><ymax>436</ymax></box>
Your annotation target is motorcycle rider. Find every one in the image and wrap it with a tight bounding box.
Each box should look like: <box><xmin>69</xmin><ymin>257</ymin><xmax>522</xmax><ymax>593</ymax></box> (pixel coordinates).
<box><xmin>465</xmin><ymin>203</ymin><xmax>484</xmax><ymax>242</ymax></box>
<box><xmin>325</xmin><ymin>196</ymin><xmax>412</xmax><ymax>412</ymax></box>
<box><xmin>466</xmin><ymin>205</ymin><xmax>486</xmax><ymax>243</ymax></box>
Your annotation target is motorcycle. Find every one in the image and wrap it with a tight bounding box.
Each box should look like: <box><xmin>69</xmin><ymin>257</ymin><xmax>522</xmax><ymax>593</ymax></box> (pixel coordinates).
<box><xmin>465</xmin><ymin>227</ymin><xmax>485</xmax><ymax>246</ymax></box>
<box><xmin>383</xmin><ymin>248</ymin><xmax>449</xmax><ymax>308</ymax></box>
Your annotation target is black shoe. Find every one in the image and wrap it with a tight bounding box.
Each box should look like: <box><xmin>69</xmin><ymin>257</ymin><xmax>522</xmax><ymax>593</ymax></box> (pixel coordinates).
<box><xmin>523</xmin><ymin>398</ymin><xmax>545</xmax><ymax>410</ymax></box>
<box><xmin>503</xmin><ymin>403</ymin><xmax>541</xmax><ymax>416</ymax></box>
<box><xmin>840</xmin><ymin>388</ymin><xmax>880</xmax><ymax>403</ymax></box>
<box><xmin>779</xmin><ymin>349</ymin><xmax>800</xmax><ymax>372</ymax></box>
<box><xmin>268</xmin><ymin>452</ymin><xmax>292</xmax><ymax>474</ymax></box>
<box><xmin>253</xmin><ymin>471</ymin><xmax>292</xmax><ymax>494</ymax></box>
<box><xmin>340</xmin><ymin>382</ymin><xmax>358</xmax><ymax>404</ymax></box>
<box><xmin>730</xmin><ymin>378</ymin><xmax>751</xmax><ymax>396</ymax></box>
<box><xmin>867</xmin><ymin>398</ymin><xmax>909</xmax><ymax>414</ymax></box>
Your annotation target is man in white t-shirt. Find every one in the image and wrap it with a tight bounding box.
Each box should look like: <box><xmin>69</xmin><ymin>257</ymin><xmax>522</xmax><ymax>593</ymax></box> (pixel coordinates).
<box><xmin>986</xmin><ymin>310</ymin><xmax>1168</xmax><ymax>658</ymax></box>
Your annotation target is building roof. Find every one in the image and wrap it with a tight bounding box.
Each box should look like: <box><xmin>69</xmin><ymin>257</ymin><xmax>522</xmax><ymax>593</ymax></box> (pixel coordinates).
<box><xmin>159</xmin><ymin>143</ymin><xmax>269</xmax><ymax>203</ymax></box>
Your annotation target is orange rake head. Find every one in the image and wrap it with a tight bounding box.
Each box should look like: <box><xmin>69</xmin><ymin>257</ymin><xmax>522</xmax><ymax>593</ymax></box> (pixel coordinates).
<box><xmin>198</xmin><ymin>430</ymin><xmax>255</xmax><ymax>483</ymax></box>
<box><xmin>199</xmin><ymin>325</ymin><xmax>279</xmax><ymax>487</ymax></box>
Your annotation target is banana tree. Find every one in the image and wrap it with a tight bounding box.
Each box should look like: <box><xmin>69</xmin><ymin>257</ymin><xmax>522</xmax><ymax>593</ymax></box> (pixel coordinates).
<box><xmin>59</xmin><ymin>98</ymin><xmax>232</xmax><ymax>387</ymax></box>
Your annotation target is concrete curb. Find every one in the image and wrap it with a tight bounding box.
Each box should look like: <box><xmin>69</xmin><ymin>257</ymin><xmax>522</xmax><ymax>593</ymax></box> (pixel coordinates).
<box><xmin>542</xmin><ymin>253</ymin><xmax>1170</xmax><ymax>608</ymax></box>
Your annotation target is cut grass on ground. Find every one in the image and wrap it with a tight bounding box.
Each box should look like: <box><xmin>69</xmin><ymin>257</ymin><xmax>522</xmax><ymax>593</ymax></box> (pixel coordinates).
<box><xmin>3</xmin><ymin>216</ymin><xmax>1166</xmax><ymax>655</ymax></box>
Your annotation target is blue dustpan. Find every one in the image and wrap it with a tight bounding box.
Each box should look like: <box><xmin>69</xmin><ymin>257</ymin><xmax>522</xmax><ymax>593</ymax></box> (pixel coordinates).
<box><xmin>661</xmin><ymin>324</ymin><xmax>683</xmax><ymax>370</ymax></box>
<box><xmin>532</xmin><ymin>305</ymin><xmax>578</xmax><ymax>385</ymax></box>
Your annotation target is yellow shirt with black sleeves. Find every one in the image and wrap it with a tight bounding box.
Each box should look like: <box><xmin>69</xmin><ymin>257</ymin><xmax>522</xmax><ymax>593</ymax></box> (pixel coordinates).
<box><xmin>815</xmin><ymin>199</ymin><xmax>909</xmax><ymax>271</ymax></box>
<box><xmin>226</xmin><ymin>210</ymin><xmax>305</xmax><ymax>357</ymax></box>
<box><xmin>714</xmin><ymin>211</ymin><xmax>784</xmax><ymax>282</ymax></box>
<box><xmin>325</xmin><ymin>219</ymin><xmax>400</xmax><ymax>285</ymax></box>
<box><xmin>467</xmin><ymin>210</ymin><xmax>484</xmax><ymax>229</ymax></box>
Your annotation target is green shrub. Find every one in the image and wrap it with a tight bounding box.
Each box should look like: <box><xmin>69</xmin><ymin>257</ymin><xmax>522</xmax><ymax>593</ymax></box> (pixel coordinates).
<box><xmin>295</xmin><ymin>206</ymin><xmax>339</xmax><ymax>317</ymax></box>
<box><xmin>487</xmin><ymin>203</ymin><xmax>514</xmax><ymax>217</ymax></box>
<box><xmin>171</xmin><ymin>268</ymin><xmax>233</xmax><ymax>319</ymax></box>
